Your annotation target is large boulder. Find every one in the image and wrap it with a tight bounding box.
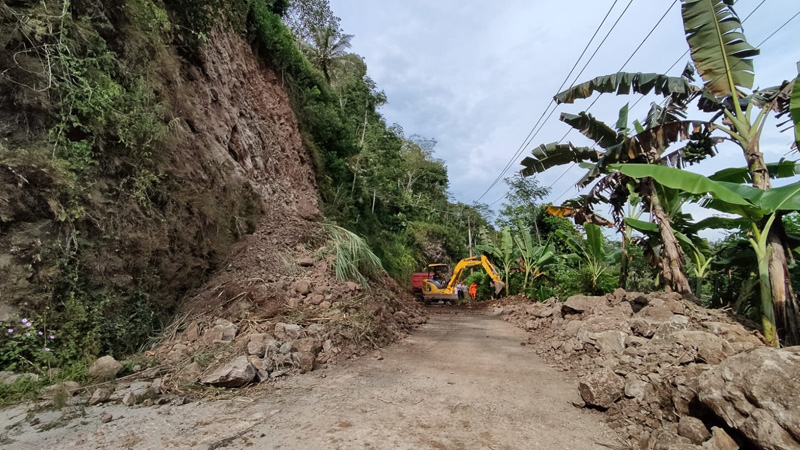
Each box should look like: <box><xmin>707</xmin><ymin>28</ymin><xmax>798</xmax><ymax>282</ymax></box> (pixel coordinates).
<box><xmin>578</xmin><ymin>367</ymin><xmax>625</xmax><ymax>409</ymax></box>
<box><xmin>201</xmin><ymin>356</ymin><xmax>256</xmax><ymax>388</ymax></box>
<box><xmin>697</xmin><ymin>347</ymin><xmax>800</xmax><ymax>450</ymax></box>
<box><xmin>88</xmin><ymin>356</ymin><xmax>123</xmax><ymax>380</ymax></box>
<box><xmin>562</xmin><ymin>295</ymin><xmax>606</xmax><ymax>316</ymax></box>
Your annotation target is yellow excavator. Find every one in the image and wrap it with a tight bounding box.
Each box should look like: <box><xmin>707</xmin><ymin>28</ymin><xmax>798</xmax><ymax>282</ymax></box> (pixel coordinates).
<box><xmin>419</xmin><ymin>255</ymin><xmax>505</xmax><ymax>303</ymax></box>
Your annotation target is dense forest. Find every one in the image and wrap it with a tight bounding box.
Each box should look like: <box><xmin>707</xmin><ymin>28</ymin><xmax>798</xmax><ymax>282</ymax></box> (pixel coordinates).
<box><xmin>1</xmin><ymin>0</ymin><xmax>799</xmax><ymax>390</ymax></box>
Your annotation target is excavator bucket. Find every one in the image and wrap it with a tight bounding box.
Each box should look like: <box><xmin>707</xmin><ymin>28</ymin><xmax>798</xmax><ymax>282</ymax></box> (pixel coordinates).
<box><xmin>493</xmin><ymin>281</ymin><xmax>505</xmax><ymax>295</ymax></box>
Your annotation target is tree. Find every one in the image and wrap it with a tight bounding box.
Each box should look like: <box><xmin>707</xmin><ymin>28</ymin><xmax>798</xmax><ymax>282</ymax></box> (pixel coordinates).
<box><xmin>678</xmin><ymin>0</ymin><xmax>800</xmax><ymax>344</ymax></box>
<box><xmin>617</xmin><ymin>163</ymin><xmax>800</xmax><ymax>347</ymax></box>
<box><xmin>514</xmin><ymin>222</ymin><xmax>556</xmax><ymax>289</ymax></box>
<box><xmin>284</xmin><ymin>0</ymin><xmax>340</xmax><ymax>42</ymax></box>
<box><xmin>477</xmin><ymin>227</ymin><xmax>517</xmax><ymax>296</ymax></box>
<box><xmin>300</xmin><ymin>26</ymin><xmax>354</xmax><ymax>83</ymax></box>
<box><xmin>522</xmin><ymin>92</ymin><xmax>708</xmax><ymax>294</ymax></box>
<box><xmin>496</xmin><ymin>174</ymin><xmax>550</xmax><ymax>243</ymax></box>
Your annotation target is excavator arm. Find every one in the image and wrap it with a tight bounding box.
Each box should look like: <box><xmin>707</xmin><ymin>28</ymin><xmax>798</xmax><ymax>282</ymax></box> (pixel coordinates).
<box><xmin>445</xmin><ymin>255</ymin><xmax>505</xmax><ymax>295</ymax></box>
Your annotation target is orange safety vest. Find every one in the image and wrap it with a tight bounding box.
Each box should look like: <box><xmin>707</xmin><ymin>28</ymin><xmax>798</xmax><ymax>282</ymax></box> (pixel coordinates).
<box><xmin>469</xmin><ymin>283</ymin><xmax>478</xmax><ymax>299</ymax></box>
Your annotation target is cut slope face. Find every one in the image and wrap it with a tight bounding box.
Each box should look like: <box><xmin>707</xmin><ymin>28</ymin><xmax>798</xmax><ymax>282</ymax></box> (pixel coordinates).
<box><xmin>153</xmin><ymin>31</ymin><xmax>427</xmax><ymax>386</ymax></box>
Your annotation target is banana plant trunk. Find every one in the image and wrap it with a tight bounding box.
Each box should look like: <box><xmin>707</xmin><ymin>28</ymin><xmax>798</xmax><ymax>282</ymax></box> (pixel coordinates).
<box><xmin>645</xmin><ymin>179</ymin><xmax>693</xmax><ymax>295</ymax></box>
<box><xmin>619</xmin><ymin>235</ymin><xmax>629</xmax><ymax>289</ymax></box>
<box><xmin>746</xmin><ymin>137</ymin><xmax>800</xmax><ymax>345</ymax></box>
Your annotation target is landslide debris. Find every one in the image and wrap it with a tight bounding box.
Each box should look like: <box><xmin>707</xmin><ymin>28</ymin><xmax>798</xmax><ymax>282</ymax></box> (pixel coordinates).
<box><xmin>498</xmin><ymin>290</ymin><xmax>799</xmax><ymax>450</ymax></box>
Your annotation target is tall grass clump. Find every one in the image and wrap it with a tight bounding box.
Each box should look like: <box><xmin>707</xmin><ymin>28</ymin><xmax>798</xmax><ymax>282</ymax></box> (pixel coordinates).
<box><xmin>325</xmin><ymin>225</ymin><xmax>383</xmax><ymax>285</ymax></box>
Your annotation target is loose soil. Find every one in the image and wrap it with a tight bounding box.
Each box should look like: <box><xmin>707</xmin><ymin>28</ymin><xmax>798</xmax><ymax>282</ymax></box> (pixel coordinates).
<box><xmin>1</xmin><ymin>309</ymin><xmax>618</xmax><ymax>449</ymax></box>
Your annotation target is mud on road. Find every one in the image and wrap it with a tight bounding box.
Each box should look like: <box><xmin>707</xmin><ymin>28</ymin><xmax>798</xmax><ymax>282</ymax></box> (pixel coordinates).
<box><xmin>2</xmin><ymin>309</ymin><xmax>618</xmax><ymax>449</ymax></box>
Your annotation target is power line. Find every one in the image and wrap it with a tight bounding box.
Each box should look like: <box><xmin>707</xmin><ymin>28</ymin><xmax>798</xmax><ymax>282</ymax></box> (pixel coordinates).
<box><xmin>627</xmin><ymin>0</ymin><xmax>768</xmax><ymax>116</ymax></box>
<box><xmin>553</xmin><ymin>3</ymin><xmax>796</xmax><ymax>206</ymax></box>
<box><xmin>540</xmin><ymin>0</ymin><xmax>678</xmax><ymax>198</ymax></box>
<box><xmin>473</xmin><ymin>0</ymin><xmax>626</xmax><ymax>203</ymax></box>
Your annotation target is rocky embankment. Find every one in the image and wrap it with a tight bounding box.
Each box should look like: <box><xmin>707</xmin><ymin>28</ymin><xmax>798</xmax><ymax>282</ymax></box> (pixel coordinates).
<box><xmin>498</xmin><ymin>290</ymin><xmax>800</xmax><ymax>450</ymax></box>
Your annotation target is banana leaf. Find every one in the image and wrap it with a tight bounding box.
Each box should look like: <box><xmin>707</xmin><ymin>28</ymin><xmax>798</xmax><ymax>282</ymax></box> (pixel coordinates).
<box><xmin>521</xmin><ymin>142</ymin><xmax>600</xmax><ymax>176</ymax></box>
<box><xmin>555</xmin><ymin>72</ymin><xmax>698</xmax><ymax>104</ymax></box>
<box><xmin>709</xmin><ymin>160</ymin><xmax>800</xmax><ymax>183</ymax></box>
<box><xmin>681</xmin><ymin>0</ymin><xmax>759</xmax><ymax>98</ymax></box>
<box><xmin>615</xmin><ymin>164</ymin><xmax>750</xmax><ymax>207</ymax></box>
<box><xmin>560</xmin><ymin>112</ymin><xmax>620</xmax><ymax>149</ymax></box>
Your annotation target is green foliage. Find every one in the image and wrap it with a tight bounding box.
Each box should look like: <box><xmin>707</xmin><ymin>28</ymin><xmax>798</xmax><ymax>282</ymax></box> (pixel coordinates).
<box><xmin>326</xmin><ymin>225</ymin><xmax>383</xmax><ymax>285</ymax></box>
<box><xmin>463</xmin><ymin>272</ymin><xmax>493</xmax><ymax>302</ymax></box>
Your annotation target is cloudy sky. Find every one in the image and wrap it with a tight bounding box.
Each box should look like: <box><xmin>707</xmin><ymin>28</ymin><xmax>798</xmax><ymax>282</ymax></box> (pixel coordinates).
<box><xmin>330</xmin><ymin>0</ymin><xmax>800</xmax><ymax>236</ymax></box>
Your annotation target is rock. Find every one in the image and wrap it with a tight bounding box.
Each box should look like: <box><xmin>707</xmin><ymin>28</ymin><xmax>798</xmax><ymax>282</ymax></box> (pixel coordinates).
<box><xmin>697</xmin><ymin>347</ymin><xmax>800</xmax><ymax>450</ymax></box>
<box><xmin>0</xmin><ymin>371</ymin><xmax>39</xmax><ymax>385</ymax></box>
<box><xmin>200</xmin><ymin>356</ymin><xmax>256</xmax><ymax>388</ymax></box>
<box><xmin>279</xmin><ymin>341</ymin><xmax>293</xmax><ymax>354</ymax></box>
<box><xmin>288</xmin><ymin>297</ymin><xmax>301</xmax><ymax>309</ymax></box>
<box><xmin>319</xmin><ymin>301</ymin><xmax>331</xmax><ymax>309</ymax></box>
<box><xmin>630</xmin><ymin>318</ymin><xmax>658</xmax><ymax>338</ymax></box>
<box><xmin>529</xmin><ymin>305</ymin><xmax>557</xmax><ymax>318</ymax></box>
<box><xmin>702</xmin><ymin>427</ymin><xmax>739</xmax><ymax>450</ymax></box>
<box><xmin>310</xmin><ymin>294</ymin><xmax>325</xmax><ymax>305</ymax></box>
<box><xmin>123</xmin><ymin>391</ymin><xmax>136</xmax><ymax>406</ymax></box>
<box><xmin>291</xmin><ymin>337</ymin><xmax>322</xmax><ymax>354</ymax></box>
<box><xmin>625</xmin><ymin>335</ymin><xmax>649</xmax><ymax>348</ymax></box>
<box><xmin>562</xmin><ymin>295</ymin><xmax>605</xmax><ymax>315</ymax></box>
<box><xmin>274</xmin><ymin>323</ymin><xmax>303</xmax><ymax>341</ymax></box>
<box><xmin>594</xmin><ymin>330</ymin><xmax>626</xmax><ymax>354</ymax></box>
<box><xmin>624</xmin><ymin>378</ymin><xmax>648</xmax><ymax>401</ymax></box>
<box><xmin>345</xmin><ymin>281</ymin><xmax>361</xmax><ymax>291</ymax></box>
<box><xmin>248</xmin><ymin>357</ymin><xmax>274</xmax><ymax>382</ymax></box>
<box><xmin>247</xmin><ymin>335</ymin><xmax>267</xmax><ymax>356</ymax></box>
<box><xmin>88</xmin><ymin>356</ymin><xmax>123</xmax><ymax>380</ymax></box>
<box><xmin>294</xmin><ymin>280</ymin><xmax>311</xmax><ymax>295</ymax></box>
<box><xmin>141</xmin><ymin>398</ymin><xmax>154</xmax><ymax>407</ymax></box>
<box><xmin>202</xmin><ymin>318</ymin><xmax>238</xmax><ymax>344</ymax></box>
<box><xmin>297</xmin><ymin>257</ymin><xmax>314</xmax><ymax>267</ymax></box>
<box><xmin>40</xmin><ymin>381</ymin><xmax>81</xmax><ymax>399</ymax></box>
<box><xmin>578</xmin><ymin>368</ymin><xmax>625</xmax><ymax>409</ymax></box>
<box><xmin>562</xmin><ymin>320</ymin><xmax>583</xmax><ymax>338</ymax></box>
<box><xmin>650</xmin><ymin>316</ymin><xmax>690</xmax><ymax>340</ymax></box>
<box><xmin>100</xmin><ymin>412</ymin><xmax>113</xmax><ymax>423</ymax></box>
<box><xmin>678</xmin><ymin>416</ymin><xmax>712</xmax><ymax>445</ymax></box>
<box><xmin>636</xmin><ymin>304</ymin><xmax>676</xmax><ymax>322</ymax></box>
<box><xmin>176</xmin><ymin>362</ymin><xmax>202</xmax><ymax>384</ymax></box>
<box><xmin>652</xmin><ymin>430</ymin><xmax>696</xmax><ymax>450</ymax></box>
<box><xmin>297</xmin><ymin>352</ymin><xmax>316</xmax><ymax>374</ymax></box>
<box><xmin>132</xmin><ymin>364</ymin><xmax>142</xmax><ymax>372</ymax></box>
<box><xmin>89</xmin><ymin>388</ymin><xmax>112</xmax><ymax>405</ymax></box>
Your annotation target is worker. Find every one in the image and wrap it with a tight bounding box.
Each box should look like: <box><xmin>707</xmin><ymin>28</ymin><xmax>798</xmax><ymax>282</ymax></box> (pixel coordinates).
<box><xmin>457</xmin><ymin>281</ymin><xmax>465</xmax><ymax>301</ymax></box>
<box><xmin>469</xmin><ymin>282</ymin><xmax>478</xmax><ymax>301</ymax></box>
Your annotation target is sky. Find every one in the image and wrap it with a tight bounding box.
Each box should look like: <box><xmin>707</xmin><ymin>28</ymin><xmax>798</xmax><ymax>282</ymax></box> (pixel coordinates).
<box><xmin>329</xmin><ymin>0</ymin><xmax>800</xmax><ymax>238</ymax></box>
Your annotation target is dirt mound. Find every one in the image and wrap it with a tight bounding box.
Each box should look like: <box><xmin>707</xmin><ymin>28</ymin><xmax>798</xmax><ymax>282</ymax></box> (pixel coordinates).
<box><xmin>498</xmin><ymin>290</ymin><xmax>799</xmax><ymax>449</ymax></box>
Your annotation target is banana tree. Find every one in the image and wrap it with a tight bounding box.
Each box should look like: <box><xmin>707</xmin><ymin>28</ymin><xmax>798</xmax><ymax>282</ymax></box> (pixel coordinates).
<box><xmin>616</xmin><ymin>163</ymin><xmax>800</xmax><ymax>347</ymax></box>
<box><xmin>514</xmin><ymin>222</ymin><xmax>556</xmax><ymax>289</ymax></box>
<box><xmin>679</xmin><ymin>0</ymin><xmax>800</xmax><ymax>345</ymax></box>
<box><xmin>531</xmin><ymin>1</ymin><xmax>800</xmax><ymax>341</ymax></box>
<box><xmin>477</xmin><ymin>227</ymin><xmax>517</xmax><ymax>296</ymax></box>
<box><xmin>522</xmin><ymin>89</ymin><xmax>712</xmax><ymax>294</ymax></box>
<box><xmin>619</xmin><ymin>191</ymin><xmax>643</xmax><ymax>289</ymax></box>
<box><xmin>557</xmin><ymin>223</ymin><xmax>615</xmax><ymax>293</ymax></box>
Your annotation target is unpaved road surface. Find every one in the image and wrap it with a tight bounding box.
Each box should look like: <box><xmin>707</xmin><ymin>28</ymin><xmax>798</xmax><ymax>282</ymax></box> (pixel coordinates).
<box><xmin>2</xmin><ymin>310</ymin><xmax>618</xmax><ymax>449</ymax></box>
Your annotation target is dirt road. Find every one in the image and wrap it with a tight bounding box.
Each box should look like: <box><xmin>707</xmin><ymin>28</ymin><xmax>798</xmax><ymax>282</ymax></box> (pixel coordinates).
<box><xmin>2</xmin><ymin>310</ymin><xmax>618</xmax><ymax>449</ymax></box>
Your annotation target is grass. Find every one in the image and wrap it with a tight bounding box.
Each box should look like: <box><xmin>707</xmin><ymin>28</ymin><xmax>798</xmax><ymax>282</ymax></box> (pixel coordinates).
<box><xmin>325</xmin><ymin>225</ymin><xmax>383</xmax><ymax>285</ymax></box>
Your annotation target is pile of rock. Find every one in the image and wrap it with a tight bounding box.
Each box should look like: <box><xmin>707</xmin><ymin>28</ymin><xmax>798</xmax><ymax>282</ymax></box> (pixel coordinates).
<box><xmin>199</xmin><ymin>322</ymin><xmax>335</xmax><ymax>387</ymax></box>
<box><xmin>499</xmin><ymin>290</ymin><xmax>800</xmax><ymax>449</ymax></box>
